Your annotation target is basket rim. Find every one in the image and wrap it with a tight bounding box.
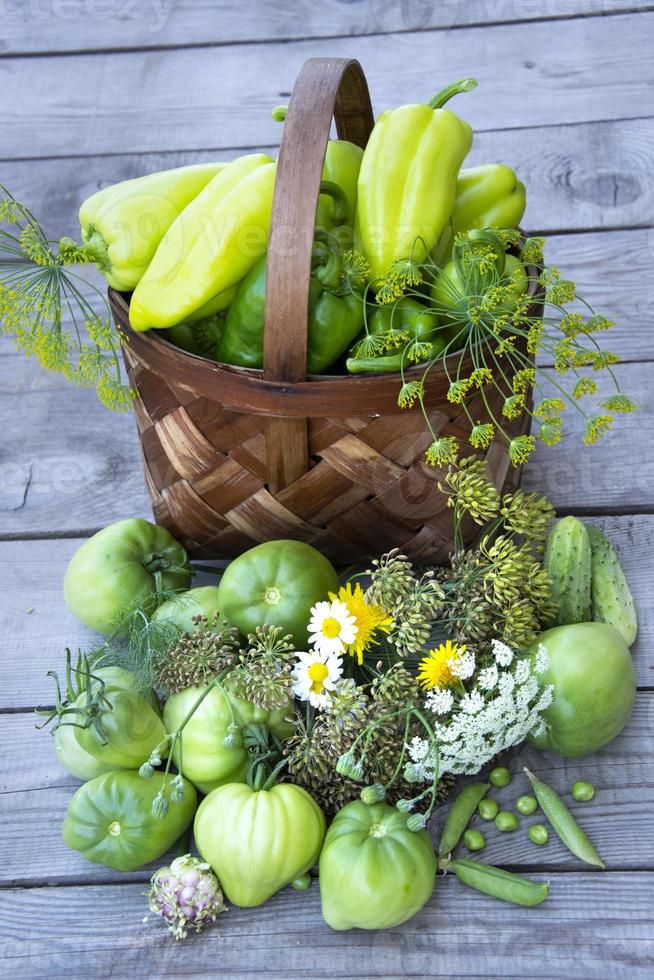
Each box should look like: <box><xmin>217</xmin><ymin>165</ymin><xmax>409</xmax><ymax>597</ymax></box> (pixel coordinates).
<box><xmin>113</xmin><ymin>254</ymin><xmax>542</xmax><ymax>419</ymax></box>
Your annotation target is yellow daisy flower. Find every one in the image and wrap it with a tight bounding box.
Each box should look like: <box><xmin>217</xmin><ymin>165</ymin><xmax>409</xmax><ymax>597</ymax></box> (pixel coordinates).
<box><xmin>329</xmin><ymin>582</ymin><xmax>394</xmax><ymax>666</ymax></box>
<box><xmin>418</xmin><ymin>640</ymin><xmax>468</xmax><ymax>690</ymax></box>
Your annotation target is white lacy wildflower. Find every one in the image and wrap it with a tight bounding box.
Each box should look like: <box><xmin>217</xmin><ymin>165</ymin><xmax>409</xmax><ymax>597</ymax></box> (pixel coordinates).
<box><xmin>425</xmin><ymin>687</ymin><xmax>454</xmax><ymax>715</ymax></box>
<box><xmin>416</xmin><ymin>639</ymin><xmax>553</xmax><ymax>777</ymax></box>
<box><xmin>535</xmin><ymin>643</ymin><xmax>550</xmax><ymax>673</ymax></box>
<box><xmin>492</xmin><ymin>639</ymin><xmax>514</xmax><ymax>667</ymax></box>
<box><xmin>450</xmin><ymin>648</ymin><xmax>476</xmax><ymax>680</ymax></box>
<box><xmin>477</xmin><ymin>664</ymin><xmax>498</xmax><ymax>691</ymax></box>
<box><xmin>460</xmin><ymin>690</ymin><xmax>485</xmax><ymax>714</ymax></box>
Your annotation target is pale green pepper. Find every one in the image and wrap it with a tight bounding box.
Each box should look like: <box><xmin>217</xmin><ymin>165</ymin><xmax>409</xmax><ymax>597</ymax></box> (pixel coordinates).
<box><xmin>130</xmin><ymin>154</ymin><xmax>277</xmax><ymax>331</ymax></box>
<box><xmin>355</xmin><ymin>79</ymin><xmax>476</xmax><ymax>282</ymax></box>
<box><xmin>77</xmin><ymin>163</ymin><xmax>225</xmax><ymax>291</ymax></box>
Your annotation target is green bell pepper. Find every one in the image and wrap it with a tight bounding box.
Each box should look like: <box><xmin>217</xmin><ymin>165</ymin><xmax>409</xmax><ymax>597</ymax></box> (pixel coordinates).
<box><xmin>346</xmin><ymin>296</ymin><xmax>445</xmax><ymax>374</ymax></box>
<box><xmin>216</xmin><ymin>229</ymin><xmax>364</xmax><ymax>374</ymax></box>
<box><xmin>164</xmin><ymin>313</ymin><xmax>224</xmax><ymax>358</ymax></box>
<box><xmin>355</xmin><ymin>79</ymin><xmax>476</xmax><ymax>282</ymax></box>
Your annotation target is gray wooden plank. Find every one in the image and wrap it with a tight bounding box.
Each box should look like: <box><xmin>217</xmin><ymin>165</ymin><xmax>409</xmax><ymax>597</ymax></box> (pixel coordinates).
<box><xmin>2</xmin><ymin>873</ymin><xmax>654</xmax><ymax>978</ymax></box>
<box><xmin>0</xmin><ymin>14</ymin><xmax>652</xmax><ymax>160</ymax></box>
<box><xmin>4</xmin><ymin>117</ymin><xmax>652</xmax><ymax>241</ymax></box>
<box><xmin>1</xmin><ymin>0</ymin><xmax>649</xmax><ymax>56</ymax></box>
<box><xmin>2</xmin><ymin>691</ymin><xmax>652</xmax><ymax>886</ymax></box>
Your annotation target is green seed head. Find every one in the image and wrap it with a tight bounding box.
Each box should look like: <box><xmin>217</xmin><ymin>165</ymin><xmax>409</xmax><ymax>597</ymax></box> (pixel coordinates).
<box><xmin>360</xmin><ymin>783</ymin><xmax>386</xmax><ymax>805</ymax></box>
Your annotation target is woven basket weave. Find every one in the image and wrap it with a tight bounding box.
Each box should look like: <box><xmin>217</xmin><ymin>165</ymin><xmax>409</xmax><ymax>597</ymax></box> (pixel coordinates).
<box><xmin>111</xmin><ymin>57</ymin><xmax>540</xmax><ymax>564</ymax></box>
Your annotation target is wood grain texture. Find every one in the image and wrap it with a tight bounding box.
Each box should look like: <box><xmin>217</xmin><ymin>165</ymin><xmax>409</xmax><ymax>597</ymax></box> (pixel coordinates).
<box><xmin>2</xmin><ymin>874</ymin><xmax>654</xmax><ymax>978</ymax></box>
<box><xmin>0</xmin><ymin>514</ymin><xmax>650</xmax><ymax>714</ymax></box>
<box><xmin>2</xmin><ymin>692</ymin><xmax>653</xmax><ymax>887</ymax></box>
<box><xmin>6</xmin><ymin>117</ymin><xmax>652</xmax><ymax>242</ymax></box>
<box><xmin>1</xmin><ymin>0</ymin><xmax>649</xmax><ymax>56</ymax></box>
<box><xmin>0</xmin><ymin>15</ymin><xmax>652</xmax><ymax>160</ymax></box>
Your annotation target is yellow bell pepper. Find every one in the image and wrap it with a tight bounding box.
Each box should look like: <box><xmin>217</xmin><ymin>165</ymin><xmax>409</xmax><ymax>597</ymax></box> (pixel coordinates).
<box><xmin>78</xmin><ymin>163</ymin><xmax>225</xmax><ymax>291</ymax></box>
<box><xmin>129</xmin><ymin>154</ymin><xmax>276</xmax><ymax>331</ymax></box>
<box><xmin>355</xmin><ymin>79</ymin><xmax>476</xmax><ymax>283</ymax></box>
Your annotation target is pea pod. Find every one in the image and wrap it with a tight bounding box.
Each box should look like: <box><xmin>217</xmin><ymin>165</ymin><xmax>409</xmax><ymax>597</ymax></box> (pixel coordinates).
<box><xmin>450</xmin><ymin>858</ymin><xmax>549</xmax><ymax>908</ymax></box>
<box><xmin>524</xmin><ymin>768</ymin><xmax>605</xmax><ymax>869</ymax></box>
<box><xmin>438</xmin><ymin>782</ymin><xmax>489</xmax><ymax>857</ymax></box>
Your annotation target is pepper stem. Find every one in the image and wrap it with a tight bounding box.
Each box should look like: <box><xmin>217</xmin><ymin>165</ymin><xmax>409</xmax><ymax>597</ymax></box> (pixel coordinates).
<box><xmin>317</xmin><ymin>179</ymin><xmax>350</xmax><ymax>226</ymax></box>
<box><xmin>427</xmin><ymin>78</ymin><xmax>477</xmax><ymax>111</ymax></box>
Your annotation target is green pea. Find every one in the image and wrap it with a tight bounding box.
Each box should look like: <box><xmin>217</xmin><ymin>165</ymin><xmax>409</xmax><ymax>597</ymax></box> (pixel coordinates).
<box><xmin>516</xmin><ymin>794</ymin><xmax>538</xmax><ymax>816</ymax></box>
<box><xmin>571</xmin><ymin>780</ymin><xmax>596</xmax><ymax>802</ymax></box>
<box><xmin>478</xmin><ymin>798</ymin><xmax>499</xmax><ymax>821</ymax></box>
<box><xmin>525</xmin><ymin>768</ymin><xmax>604</xmax><ymax>868</ymax></box>
<box><xmin>495</xmin><ymin>810</ymin><xmax>520</xmax><ymax>833</ymax></box>
<box><xmin>463</xmin><ymin>829</ymin><xmax>486</xmax><ymax>852</ymax></box>
<box><xmin>529</xmin><ymin>824</ymin><xmax>549</xmax><ymax>846</ymax></box>
<box><xmin>450</xmin><ymin>858</ymin><xmax>549</xmax><ymax>907</ymax></box>
<box><xmin>489</xmin><ymin>766</ymin><xmax>511</xmax><ymax>787</ymax></box>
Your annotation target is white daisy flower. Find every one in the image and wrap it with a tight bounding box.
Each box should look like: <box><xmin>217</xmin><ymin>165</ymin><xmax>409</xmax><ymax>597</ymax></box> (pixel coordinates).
<box><xmin>308</xmin><ymin>599</ymin><xmax>357</xmax><ymax>656</ymax></box>
<box><xmin>291</xmin><ymin>650</ymin><xmax>343</xmax><ymax>709</ymax></box>
<box><xmin>492</xmin><ymin>639</ymin><xmax>514</xmax><ymax>667</ymax></box>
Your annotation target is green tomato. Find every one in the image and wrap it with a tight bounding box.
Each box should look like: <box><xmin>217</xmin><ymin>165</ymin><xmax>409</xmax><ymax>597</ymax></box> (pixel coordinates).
<box><xmin>62</xmin><ymin>770</ymin><xmax>197</xmax><ymax>871</ymax></box>
<box><xmin>151</xmin><ymin>586</ymin><xmax>223</xmax><ymax>635</ymax></box>
<box><xmin>319</xmin><ymin>800</ymin><xmax>436</xmax><ymax>931</ymax></box>
<box><xmin>194</xmin><ymin>782</ymin><xmax>325</xmax><ymax>907</ymax></box>
<box><xmin>217</xmin><ymin>539</ymin><xmax>339</xmax><ymax>648</ymax></box>
<box><xmin>528</xmin><ymin>623</ymin><xmax>636</xmax><ymax>757</ymax></box>
<box><xmin>163</xmin><ymin>681</ymin><xmax>294</xmax><ymax>794</ymax></box>
<box><xmin>55</xmin><ymin>683</ymin><xmax>166</xmax><ymax>780</ymax></box>
<box><xmin>64</xmin><ymin>518</ymin><xmax>192</xmax><ymax>635</ymax></box>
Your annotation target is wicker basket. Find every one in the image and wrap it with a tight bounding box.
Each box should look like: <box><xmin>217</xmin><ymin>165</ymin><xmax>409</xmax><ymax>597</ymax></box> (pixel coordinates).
<box><xmin>110</xmin><ymin>57</ymin><xmax>540</xmax><ymax>564</ymax></box>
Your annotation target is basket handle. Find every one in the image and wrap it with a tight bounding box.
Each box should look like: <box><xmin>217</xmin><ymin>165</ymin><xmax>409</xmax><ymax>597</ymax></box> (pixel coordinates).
<box><xmin>262</xmin><ymin>57</ymin><xmax>374</xmax><ymax>493</ymax></box>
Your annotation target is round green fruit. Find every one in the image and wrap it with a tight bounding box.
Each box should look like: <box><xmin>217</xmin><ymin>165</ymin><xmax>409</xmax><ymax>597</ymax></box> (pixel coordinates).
<box><xmin>64</xmin><ymin>518</ymin><xmax>192</xmax><ymax>636</ymax></box>
<box><xmin>151</xmin><ymin>585</ymin><xmax>223</xmax><ymax>635</ymax></box>
<box><xmin>217</xmin><ymin>539</ymin><xmax>339</xmax><ymax>648</ymax></box>
<box><xmin>528</xmin><ymin>623</ymin><xmax>636</xmax><ymax>757</ymax></box>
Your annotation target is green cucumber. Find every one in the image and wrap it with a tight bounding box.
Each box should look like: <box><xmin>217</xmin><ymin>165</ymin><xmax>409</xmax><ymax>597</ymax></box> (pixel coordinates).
<box><xmin>585</xmin><ymin>523</ymin><xmax>638</xmax><ymax>646</ymax></box>
<box><xmin>544</xmin><ymin>516</ymin><xmax>591</xmax><ymax>626</ymax></box>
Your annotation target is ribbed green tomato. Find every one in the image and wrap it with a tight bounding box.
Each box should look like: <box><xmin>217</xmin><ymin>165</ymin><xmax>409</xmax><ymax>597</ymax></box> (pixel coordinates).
<box><xmin>151</xmin><ymin>585</ymin><xmax>223</xmax><ymax>635</ymax></box>
<box><xmin>54</xmin><ymin>667</ymin><xmax>165</xmax><ymax>779</ymax></box>
<box><xmin>62</xmin><ymin>770</ymin><xmax>197</xmax><ymax>871</ymax></box>
<box><xmin>528</xmin><ymin>622</ymin><xmax>636</xmax><ymax>757</ymax></box>
<box><xmin>194</xmin><ymin>782</ymin><xmax>325</xmax><ymax>906</ymax></box>
<box><xmin>162</xmin><ymin>682</ymin><xmax>295</xmax><ymax>794</ymax></box>
<box><xmin>217</xmin><ymin>539</ymin><xmax>339</xmax><ymax>647</ymax></box>
<box><xmin>54</xmin><ymin>675</ymin><xmax>165</xmax><ymax>781</ymax></box>
<box><xmin>319</xmin><ymin>800</ymin><xmax>436</xmax><ymax>930</ymax></box>
<box><xmin>64</xmin><ymin>518</ymin><xmax>192</xmax><ymax>635</ymax></box>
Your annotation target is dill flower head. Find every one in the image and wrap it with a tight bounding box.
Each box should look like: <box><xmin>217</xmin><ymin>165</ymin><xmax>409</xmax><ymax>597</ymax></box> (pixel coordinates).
<box><xmin>417</xmin><ymin>640</ymin><xmax>473</xmax><ymax>690</ymax></box>
<box><xmin>425</xmin><ymin>436</ymin><xmax>459</xmax><ymax>467</ymax></box>
<box><xmin>439</xmin><ymin>456</ymin><xmax>501</xmax><ymax>526</ymax></box>
<box><xmin>154</xmin><ymin>621</ymin><xmax>241</xmax><ymax>695</ymax></box>
<box><xmin>329</xmin><ymin>582</ymin><xmax>393</xmax><ymax>666</ymax></box>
